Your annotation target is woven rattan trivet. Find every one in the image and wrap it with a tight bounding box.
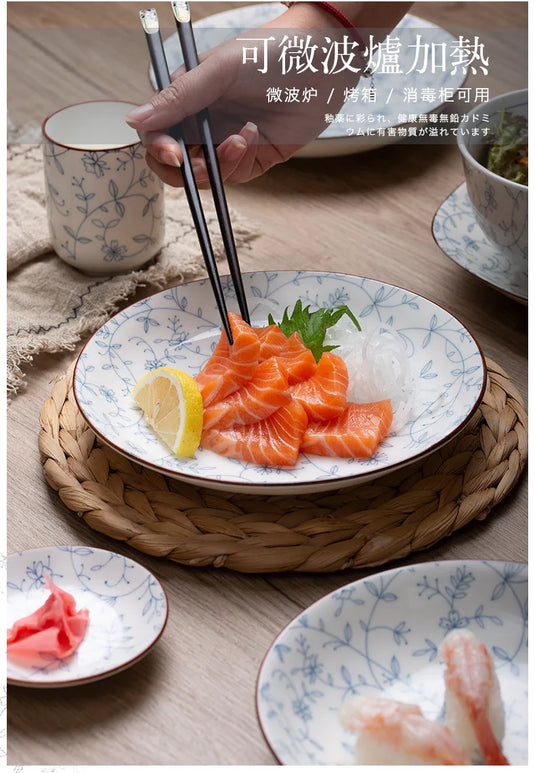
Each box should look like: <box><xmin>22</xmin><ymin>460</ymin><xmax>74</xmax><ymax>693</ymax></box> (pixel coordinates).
<box><xmin>38</xmin><ymin>357</ymin><xmax>527</xmax><ymax>573</ymax></box>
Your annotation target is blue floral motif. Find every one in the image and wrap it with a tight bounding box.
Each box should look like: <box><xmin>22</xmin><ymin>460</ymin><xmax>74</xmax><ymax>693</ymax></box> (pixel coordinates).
<box><xmin>257</xmin><ymin>560</ymin><xmax>528</xmax><ymax>765</ymax></box>
<box><xmin>433</xmin><ymin>183</ymin><xmax>527</xmax><ymax>302</ymax></box>
<box><xmin>42</xmin><ymin>141</ymin><xmax>163</xmax><ymax>267</ymax></box>
<box><xmin>74</xmin><ymin>270</ymin><xmax>485</xmax><ymax>493</ymax></box>
<box><xmin>7</xmin><ymin>546</ymin><xmax>168</xmax><ymax>686</ymax></box>
<box><xmin>483</xmin><ymin>181</ymin><xmax>498</xmax><ymax>212</ymax></box>
<box><xmin>81</xmin><ymin>151</ymin><xmax>110</xmax><ymax>178</ymax></box>
<box><xmin>102</xmin><ymin>238</ymin><xmax>128</xmax><ymax>262</ymax></box>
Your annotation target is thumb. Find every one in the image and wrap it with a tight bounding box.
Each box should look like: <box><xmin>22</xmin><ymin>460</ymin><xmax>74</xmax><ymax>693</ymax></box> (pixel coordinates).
<box><xmin>125</xmin><ymin>59</ymin><xmax>228</xmax><ymax>131</ymax></box>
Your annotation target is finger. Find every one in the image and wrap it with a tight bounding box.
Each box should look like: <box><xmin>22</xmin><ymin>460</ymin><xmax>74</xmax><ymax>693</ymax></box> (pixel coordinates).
<box><xmin>145</xmin><ymin>151</ymin><xmax>184</xmax><ymax>188</ymax></box>
<box><xmin>223</xmin><ymin>122</ymin><xmax>260</xmax><ymax>183</ymax></box>
<box><xmin>125</xmin><ymin>59</ymin><xmax>230</xmax><ymax>131</ymax></box>
<box><xmin>189</xmin><ymin>135</ymin><xmax>248</xmax><ymax>187</ymax></box>
<box><xmin>142</xmin><ymin>131</ymin><xmax>184</xmax><ymax>168</ymax></box>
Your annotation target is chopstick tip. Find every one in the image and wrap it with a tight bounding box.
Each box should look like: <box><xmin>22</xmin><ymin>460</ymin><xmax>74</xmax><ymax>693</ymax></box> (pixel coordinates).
<box><xmin>140</xmin><ymin>8</ymin><xmax>159</xmax><ymax>34</ymax></box>
<box><xmin>171</xmin><ymin>1</ymin><xmax>191</xmax><ymax>24</ymax></box>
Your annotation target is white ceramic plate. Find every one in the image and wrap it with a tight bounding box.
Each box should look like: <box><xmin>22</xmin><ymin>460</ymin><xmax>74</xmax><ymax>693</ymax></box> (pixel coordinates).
<box><xmin>433</xmin><ymin>182</ymin><xmax>528</xmax><ymax>304</ymax></box>
<box><xmin>7</xmin><ymin>546</ymin><xmax>168</xmax><ymax>687</ymax></box>
<box><xmin>73</xmin><ymin>270</ymin><xmax>485</xmax><ymax>495</ymax></box>
<box><xmin>256</xmin><ymin>560</ymin><xmax>528</xmax><ymax>765</ymax></box>
<box><xmin>153</xmin><ymin>4</ymin><xmax>466</xmax><ymax>157</ymax></box>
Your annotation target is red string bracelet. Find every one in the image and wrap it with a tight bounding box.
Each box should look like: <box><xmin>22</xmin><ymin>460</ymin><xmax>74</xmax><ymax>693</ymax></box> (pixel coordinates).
<box><xmin>283</xmin><ymin>2</ymin><xmax>363</xmax><ymax>40</ymax></box>
<box><xmin>317</xmin><ymin>2</ymin><xmax>362</xmax><ymax>36</ymax></box>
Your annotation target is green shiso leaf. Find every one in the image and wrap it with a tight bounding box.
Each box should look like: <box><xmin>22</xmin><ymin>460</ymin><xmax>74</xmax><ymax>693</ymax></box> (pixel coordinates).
<box><xmin>268</xmin><ymin>299</ymin><xmax>361</xmax><ymax>362</ymax></box>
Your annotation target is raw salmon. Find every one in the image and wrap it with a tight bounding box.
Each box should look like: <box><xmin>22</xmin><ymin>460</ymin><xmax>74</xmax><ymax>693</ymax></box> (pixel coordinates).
<box><xmin>256</xmin><ymin>325</ymin><xmax>317</xmax><ymax>383</ymax></box>
<box><xmin>290</xmin><ymin>351</ymin><xmax>348</xmax><ymax>421</ymax></box>
<box><xmin>301</xmin><ymin>399</ymin><xmax>393</xmax><ymax>458</ymax></box>
<box><xmin>195</xmin><ymin>311</ymin><xmax>260</xmax><ymax>406</ymax></box>
<box><xmin>256</xmin><ymin>324</ymin><xmax>289</xmax><ymax>359</ymax></box>
<box><xmin>202</xmin><ymin>357</ymin><xmax>291</xmax><ymax>430</ymax></box>
<box><xmin>201</xmin><ymin>399</ymin><xmax>309</xmax><ymax>467</ymax></box>
<box><xmin>273</xmin><ymin>331</ymin><xmax>317</xmax><ymax>384</ymax></box>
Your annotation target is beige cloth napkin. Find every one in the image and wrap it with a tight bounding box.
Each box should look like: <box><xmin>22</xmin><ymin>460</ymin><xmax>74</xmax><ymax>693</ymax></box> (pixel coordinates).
<box><xmin>7</xmin><ymin>144</ymin><xmax>259</xmax><ymax>397</ymax></box>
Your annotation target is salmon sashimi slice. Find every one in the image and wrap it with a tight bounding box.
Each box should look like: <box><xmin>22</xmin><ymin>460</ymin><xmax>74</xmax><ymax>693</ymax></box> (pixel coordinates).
<box><xmin>201</xmin><ymin>399</ymin><xmax>309</xmax><ymax>467</ymax></box>
<box><xmin>290</xmin><ymin>351</ymin><xmax>348</xmax><ymax>421</ymax></box>
<box><xmin>202</xmin><ymin>357</ymin><xmax>291</xmax><ymax>430</ymax></box>
<box><xmin>256</xmin><ymin>325</ymin><xmax>317</xmax><ymax>383</ymax></box>
<box><xmin>301</xmin><ymin>399</ymin><xmax>393</xmax><ymax>458</ymax></box>
<box><xmin>195</xmin><ymin>311</ymin><xmax>260</xmax><ymax>407</ymax></box>
<box><xmin>274</xmin><ymin>331</ymin><xmax>317</xmax><ymax>384</ymax></box>
<box><xmin>256</xmin><ymin>324</ymin><xmax>289</xmax><ymax>360</ymax></box>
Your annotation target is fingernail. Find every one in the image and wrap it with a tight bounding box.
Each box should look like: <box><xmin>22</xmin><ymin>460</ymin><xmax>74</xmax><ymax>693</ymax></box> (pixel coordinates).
<box><xmin>245</xmin><ymin>122</ymin><xmax>258</xmax><ymax>133</ymax></box>
<box><xmin>227</xmin><ymin>137</ymin><xmax>247</xmax><ymax>161</ymax></box>
<box><xmin>160</xmin><ymin>150</ymin><xmax>181</xmax><ymax>168</ymax></box>
<box><xmin>125</xmin><ymin>103</ymin><xmax>154</xmax><ymax>123</ymax></box>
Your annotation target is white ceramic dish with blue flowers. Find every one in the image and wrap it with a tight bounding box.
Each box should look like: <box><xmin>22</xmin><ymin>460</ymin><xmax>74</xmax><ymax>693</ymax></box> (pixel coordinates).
<box><xmin>7</xmin><ymin>546</ymin><xmax>168</xmax><ymax>687</ymax></box>
<box><xmin>433</xmin><ymin>182</ymin><xmax>528</xmax><ymax>304</ymax></box>
<box><xmin>256</xmin><ymin>560</ymin><xmax>528</xmax><ymax>764</ymax></box>
<box><xmin>74</xmin><ymin>270</ymin><xmax>485</xmax><ymax>494</ymax></box>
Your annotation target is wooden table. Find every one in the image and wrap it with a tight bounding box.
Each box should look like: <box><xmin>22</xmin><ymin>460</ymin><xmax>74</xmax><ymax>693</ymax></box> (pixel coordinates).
<box><xmin>7</xmin><ymin>2</ymin><xmax>528</xmax><ymax>765</ymax></box>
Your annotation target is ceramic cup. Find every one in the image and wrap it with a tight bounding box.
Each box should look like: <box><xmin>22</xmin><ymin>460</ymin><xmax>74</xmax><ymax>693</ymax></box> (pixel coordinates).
<box><xmin>42</xmin><ymin>100</ymin><xmax>165</xmax><ymax>275</ymax></box>
<box><xmin>457</xmin><ymin>89</ymin><xmax>528</xmax><ymax>269</ymax></box>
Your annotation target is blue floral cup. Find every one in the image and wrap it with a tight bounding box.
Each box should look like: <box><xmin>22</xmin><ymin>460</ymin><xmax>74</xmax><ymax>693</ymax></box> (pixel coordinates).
<box><xmin>42</xmin><ymin>100</ymin><xmax>165</xmax><ymax>275</ymax></box>
<box><xmin>457</xmin><ymin>90</ymin><xmax>527</xmax><ymax>274</ymax></box>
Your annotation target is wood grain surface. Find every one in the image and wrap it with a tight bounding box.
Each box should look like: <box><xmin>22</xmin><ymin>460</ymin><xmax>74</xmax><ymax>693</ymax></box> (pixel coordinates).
<box><xmin>7</xmin><ymin>1</ymin><xmax>528</xmax><ymax>766</ymax></box>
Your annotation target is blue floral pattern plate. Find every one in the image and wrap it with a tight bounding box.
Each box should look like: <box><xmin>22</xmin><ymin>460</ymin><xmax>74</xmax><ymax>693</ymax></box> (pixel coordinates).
<box><xmin>433</xmin><ymin>182</ymin><xmax>528</xmax><ymax>304</ymax></box>
<box><xmin>256</xmin><ymin>560</ymin><xmax>528</xmax><ymax>764</ymax></box>
<box><xmin>7</xmin><ymin>546</ymin><xmax>168</xmax><ymax>687</ymax></box>
<box><xmin>154</xmin><ymin>5</ymin><xmax>466</xmax><ymax>157</ymax></box>
<box><xmin>73</xmin><ymin>270</ymin><xmax>485</xmax><ymax>495</ymax></box>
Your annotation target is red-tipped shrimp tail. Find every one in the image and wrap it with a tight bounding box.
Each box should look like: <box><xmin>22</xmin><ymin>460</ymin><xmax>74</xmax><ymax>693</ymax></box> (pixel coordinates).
<box><xmin>440</xmin><ymin>629</ymin><xmax>508</xmax><ymax>764</ymax></box>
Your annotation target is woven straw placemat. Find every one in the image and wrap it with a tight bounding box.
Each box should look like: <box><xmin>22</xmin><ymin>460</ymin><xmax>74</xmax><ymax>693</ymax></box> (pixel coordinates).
<box><xmin>39</xmin><ymin>357</ymin><xmax>527</xmax><ymax>573</ymax></box>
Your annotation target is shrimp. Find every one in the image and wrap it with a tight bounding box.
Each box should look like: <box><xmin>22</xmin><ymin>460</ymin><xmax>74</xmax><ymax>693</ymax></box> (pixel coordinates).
<box><xmin>439</xmin><ymin>629</ymin><xmax>509</xmax><ymax>765</ymax></box>
<box><xmin>338</xmin><ymin>695</ymin><xmax>469</xmax><ymax>765</ymax></box>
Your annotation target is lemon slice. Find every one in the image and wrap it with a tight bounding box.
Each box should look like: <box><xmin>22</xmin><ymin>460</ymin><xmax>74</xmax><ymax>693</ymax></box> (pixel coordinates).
<box><xmin>131</xmin><ymin>367</ymin><xmax>203</xmax><ymax>457</ymax></box>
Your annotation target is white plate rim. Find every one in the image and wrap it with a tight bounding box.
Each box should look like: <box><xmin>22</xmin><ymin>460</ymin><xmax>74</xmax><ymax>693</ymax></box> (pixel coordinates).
<box><xmin>6</xmin><ymin>545</ymin><xmax>169</xmax><ymax>688</ymax></box>
<box><xmin>255</xmin><ymin>558</ymin><xmax>528</xmax><ymax>764</ymax></box>
<box><xmin>432</xmin><ymin>181</ymin><xmax>528</xmax><ymax>305</ymax></box>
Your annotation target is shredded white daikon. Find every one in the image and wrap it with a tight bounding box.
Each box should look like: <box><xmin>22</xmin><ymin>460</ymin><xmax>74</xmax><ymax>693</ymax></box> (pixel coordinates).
<box><xmin>325</xmin><ymin>320</ymin><xmax>417</xmax><ymax>433</ymax></box>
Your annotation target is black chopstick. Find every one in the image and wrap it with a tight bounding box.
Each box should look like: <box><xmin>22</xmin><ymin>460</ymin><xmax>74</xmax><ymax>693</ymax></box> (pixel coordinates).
<box><xmin>171</xmin><ymin>0</ymin><xmax>250</xmax><ymax>324</ymax></box>
<box><xmin>140</xmin><ymin>8</ymin><xmax>234</xmax><ymax>343</ymax></box>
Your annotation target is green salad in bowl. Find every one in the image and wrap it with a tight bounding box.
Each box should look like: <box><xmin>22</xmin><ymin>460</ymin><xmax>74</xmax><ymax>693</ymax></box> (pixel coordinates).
<box><xmin>487</xmin><ymin>111</ymin><xmax>528</xmax><ymax>185</ymax></box>
<box><xmin>457</xmin><ymin>89</ymin><xmax>527</xmax><ymax>265</ymax></box>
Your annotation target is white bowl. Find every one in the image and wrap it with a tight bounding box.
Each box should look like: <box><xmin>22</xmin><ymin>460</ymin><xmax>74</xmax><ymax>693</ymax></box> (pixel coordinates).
<box><xmin>457</xmin><ymin>89</ymin><xmax>527</xmax><ymax>269</ymax></box>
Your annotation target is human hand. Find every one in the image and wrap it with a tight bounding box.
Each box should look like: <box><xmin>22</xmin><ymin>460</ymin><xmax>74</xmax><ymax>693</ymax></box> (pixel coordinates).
<box><xmin>126</xmin><ymin>2</ymin><xmax>411</xmax><ymax>187</ymax></box>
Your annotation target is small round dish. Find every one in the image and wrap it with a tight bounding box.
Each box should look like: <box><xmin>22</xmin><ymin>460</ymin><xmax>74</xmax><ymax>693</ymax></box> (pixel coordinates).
<box><xmin>7</xmin><ymin>546</ymin><xmax>168</xmax><ymax>688</ymax></box>
<box><xmin>73</xmin><ymin>270</ymin><xmax>485</xmax><ymax>495</ymax></box>
<box><xmin>256</xmin><ymin>560</ymin><xmax>528</xmax><ymax>765</ymax></box>
<box><xmin>153</xmin><ymin>5</ymin><xmax>467</xmax><ymax>157</ymax></box>
<box><xmin>433</xmin><ymin>182</ymin><xmax>528</xmax><ymax>304</ymax></box>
